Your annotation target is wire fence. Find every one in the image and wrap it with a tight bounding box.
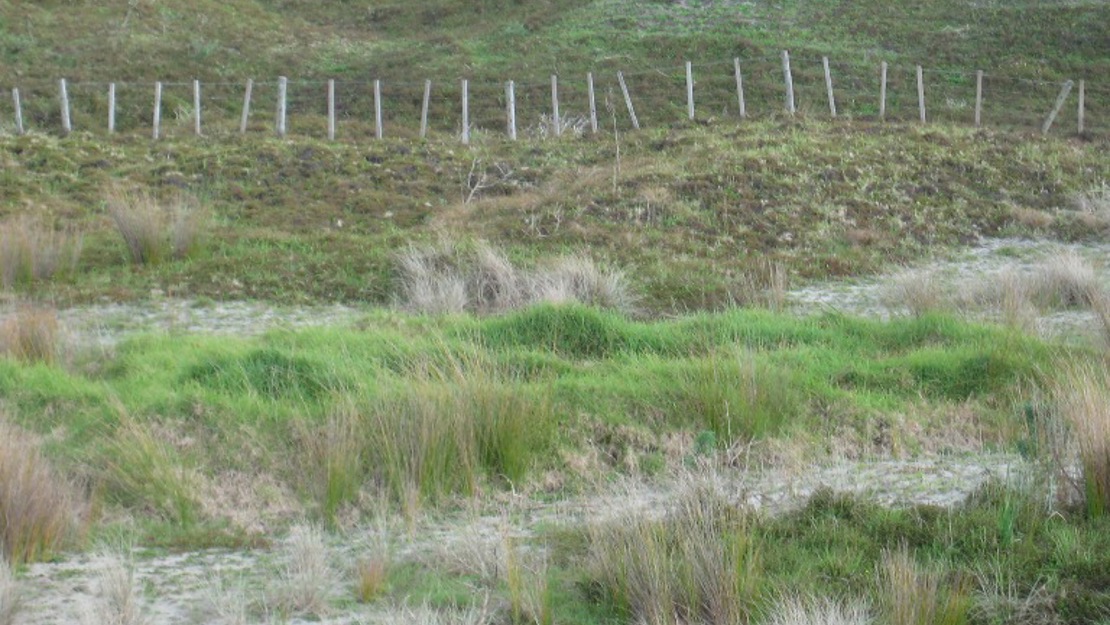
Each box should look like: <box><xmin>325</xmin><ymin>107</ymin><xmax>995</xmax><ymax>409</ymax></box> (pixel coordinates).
<box><xmin>3</xmin><ymin>51</ymin><xmax>1103</xmax><ymax>142</ymax></box>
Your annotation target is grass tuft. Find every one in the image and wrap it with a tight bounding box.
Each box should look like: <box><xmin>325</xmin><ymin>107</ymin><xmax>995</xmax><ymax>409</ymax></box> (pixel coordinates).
<box><xmin>0</xmin><ymin>419</ymin><xmax>81</xmax><ymax>564</ymax></box>
<box><xmin>82</xmin><ymin>548</ymin><xmax>147</xmax><ymax>625</ymax></box>
<box><xmin>764</xmin><ymin>595</ymin><xmax>870</xmax><ymax>625</ymax></box>
<box><xmin>0</xmin><ymin>556</ymin><xmax>22</xmax><ymax>625</ymax></box>
<box><xmin>1051</xmin><ymin>362</ymin><xmax>1110</xmax><ymax>517</ymax></box>
<box><xmin>0</xmin><ymin>304</ymin><xmax>60</xmax><ymax>365</ymax></box>
<box><xmin>273</xmin><ymin>524</ymin><xmax>335</xmax><ymax>617</ymax></box>
<box><xmin>0</xmin><ymin>216</ymin><xmax>81</xmax><ymax>289</ymax></box>
<box><xmin>101</xmin><ymin>413</ymin><xmax>200</xmax><ymax>527</ymax></box>
<box><xmin>878</xmin><ymin>545</ymin><xmax>971</xmax><ymax>625</ymax></box>
<box><xmin>105</xmin><ymin>187</ymin><xmax>207</xmax><ymax>265</ymax></box>
<box><xmin>1029</xmin><ymin>249</ymin><xmax>1103</xmax><ymax>309</ymax></box>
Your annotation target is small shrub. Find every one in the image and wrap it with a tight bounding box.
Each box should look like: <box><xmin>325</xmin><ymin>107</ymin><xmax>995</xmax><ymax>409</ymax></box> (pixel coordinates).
<box><xmin>0</xmin><ymin>305</ymin><xmax>59</xmax><ymax>364</ymax></box>
<box><xmin>0</xmin><ymin>216</ymin><xmax>81</xmax><ymax>288</ymax></box>
<box><xmin>0</xmin><ymin>419</ymin><xmax>81</xmax><ymax>564</ymax></box>
<box><xmin>0</xmin><ymin>556</ymin><xmax>23</xmax><ymax>625</ymax></box>
<box><xmin>878</xmin><ymin>545</ymin><xmax>971</xmax><ymax>625</ymax></box>
<box><xmin>105</xmin><ymin>187</ymin><xmax>207</xmax><ymax>265</ymax></box>
<box><xmin>273</xmin><ymin>524</ymin><xmax>335</xmax><ymax>617</ymax></box>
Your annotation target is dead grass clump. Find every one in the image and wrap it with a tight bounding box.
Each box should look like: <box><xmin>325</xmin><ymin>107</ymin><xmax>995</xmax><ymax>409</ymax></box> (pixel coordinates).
<box><xmin>105</xmin><ymin>187</ymin><xmax>207</xmax><ymax>265</ymax></box>
<box><xmin>882</xmin><ymin>269</ymin><xmax>950</xmax><ymax>317</ymax></box>
<box><xmin>727</xmin><ymin>259</ymin><xmax>789</xmax><ymax>311</ymax></box>
<box><xmin>81</xmin><ymin>548</ymin><xmax>147</xmax><ymax>625</ymax></box>
<box><xmin>0</xmin><ymin>556</ymin><xmax>22</xmax><ymax>625</ymax></box>
<box><xmin>376</xmin><ymin>596</ymin><xmax>495</xmax><ymax>625</ymax></box>
<box><xmin>273</xmin><ymin>524</ymin><xmax>336</xmax><ymax>617</ymax></box>
<box><xmin>1052</xmin><ymin>362</ymin><xmax>1110</xmax><ymax>517</ymax></box>
<box><xmin>0</xmin><ymin>419</ymin><xmax>82</xmax><ymax>564</ymax></box>
<box><xmin>879</xmin><ymin>545</ymin><xmax>971</xmax><ymax>625</ymax></box>
<box><xmin>396</xmin><ymin>240</ymin><xmax>632</xmax><ymax>314</ymax></box>
<box><xmin>764</xmin><ymin>595</ymin><xmax>870</xmax><ymax>625</ymax></box>
<box><xmin>0</xmin><ymin>216</ymin><xmax>82</xmax><ymax>288</ymax></box>
<box><xmin>971</xmin><ymin>561</ymin><xmax>1057</xmax><ymax>625</ymax></box>
<box><xmin>1029</xmin><ymin>249</ymin><xmax>1103</xmax><ymax>309</ymax></box>
<box><xmin>0</xmin><ymin>305</ymin><xmax>60</xmax><ymax>364</ymax></box>
<box><xmin>1009</xmin><ymin>206</ymin><xmax>1056</xmax><ymax>231</ymax></box>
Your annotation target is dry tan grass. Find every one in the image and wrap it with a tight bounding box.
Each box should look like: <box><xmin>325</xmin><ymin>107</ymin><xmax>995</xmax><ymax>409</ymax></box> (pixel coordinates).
<box><xmin>1029</xmin><ymin>249</ymin><xmax>1102</xmax><ymax>309</ymax></box>
<box><xmin>273</xmin><ymin>524</ymin><xmax>336</xmax><ymax>617</ymax></box>
<box><xmin>1073</xmin><ymin>181</ymin><xmax>1110</xmax><ymax>217</ymax></box>
<box><xmin>0</xmin><ymin>304</ymin><xmax>60</xmax><ymax>364</ymax></box>
<box><xmin>81</xmin><ymin>548</ymin><xmax>148</xmax><ymax>625</ymax></box>
<box><xmin>0</xmin><ymin>419</ymin><xmax>82</xmax><ymax>564</ymax></box>
<box><xmin>1052</xmin><ymin>361</ymin><xmax>1110</xmax><ymax>516</ymax></box>
<box><xmin>532</xmin><ymin>254</ymin><xmax>634</xmax><ymax>311</ymax></box>
<box><xmin>882</xmin><ymin>268</ymin><xmax>950</xmax><ymax>317</ymax></box>
<box><xmin>879</xmin><ymin>545</ymin><xmax>971</xmax><ymax>625</ymax></box>
<box><xmin>0</xmin><ymin>556</ymin><xmax>22</xmax><ymax>625</ymax></box>
<box><xmin>0</xmin><ymin>216</ymin><xmax>82</xmax><ymax>288</ymax></box>
<box><xmin>374</xmin><ymin>595</ymin><xmax>495</xmax><ymax>625</ymax></box>
<box><xmin>728</xmin><ymin>259</ymin><xmax>789</xmax><ymax>311</ymax></box>
<box><xmin>104</xmin><ymin>187</ymin><xmax>207</xmax><ymax>265</ymax></box>
<box><xmin>764</xmin><ymin>595</ymin><xmax>871</xmax><ymax>625</ymax></box>
<box><xmin>1009</xmin><ymin>206</ymin><xmax>1056</xmax><ymax>230</ymax></box>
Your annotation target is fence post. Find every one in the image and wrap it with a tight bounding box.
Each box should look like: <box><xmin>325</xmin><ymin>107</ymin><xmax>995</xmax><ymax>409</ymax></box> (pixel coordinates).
<box><xmin>276</xmin><ymin>76</ymin><xmax>288</xmax><ymax>137</ymax></box>
<box><xmin>374</xmin><ymin>79</ymin><xmax>383</xmax><ymax>139</ymax></box>
<box><xmin>12</xmin><ymin>88</ymin><xmax>24</xmax><ymax>135</ymax></box>
<box><xmin>879</xmin><ymin>61</ymin><xmax>887</xmax><ymax>121</ymax></box>
<box><xmin>327</xmin><ymin>79</ymin><xmax>336</xmax><ymax>141</ymax></box>
<box><xmin>686</xmin><ymin>61</ymin><xmax>695</xmax><ymax>120</ymax></box>
<box><xmin>823</xmin><ymin>56</ymin><xmax>836</xmax><ymax>118</ymax></box>
<box><xmin>240</xmin><ymin>78</ymin><xmax>253</xmax><ymax>134</ymax></box>
<box><xmin>974</xmin><ymin>70</ymin><xmax>983</xmax><ymax>128</ymax></box>
<box><xmin>461</xmin><ymin>78</ymin><xmax>469</xmax><ymax>145</ymax></box>
<box><xmin>734</xmin><ymin>58</ymin><xmax>746</xmax><ymax>119</ymax></box>
<box><xmin>617</xmin><ymin>71</ymin><xmax>640</xmax><ymax>130</ymax></box>
<box><xmin>420</xmin><ymin>80</ymin><xmax>431</xmax><ymax>139</ymax></box>
<box><xmin>153</xmin><ymin>81</ymin><xmax>162</xmax><ymax>140</ymax></box>
<box><xmin>782</xmin><ymin>51</ymin><xmax>795</xmax><ymax>114</ymax></box>
<box><xmin>59</xmin><ymin>78</ymin><xmax>72</xmax><ymax>134</ymax></box>
<box><xmin>551</xmin><ymin>74</ymin><xmax>561</xmax><ymax>136</ymax></box>
<box><xmin>1042</xmin><ymin>80</ymin><xmax>1073</xmax><ymax>135</ymax></box>
<box><xmin>1078</xmin><ymin>79</ymin><xmax>1085</xmax><ymax>135</ymax></box>
<box><xmin>587</xmin><ymin>72</ymin><xmax>598</xmax><ymax>134</ymax></box>
<box><xmin>917</xmin><ymin>65</ymin><xmax>926</xmax><ymax>123</ymax></box>
<box><xmin>193</xmin><ymin>79</ymin><xmax>202</xmax><ymax>136</ymax></box>
<box><xmin>108</xmin><ymin>83</ymin><xmax>116</xmax><ymax>133</ymax></box>
<box><xmin>506</xmin><ymin>80</ymin><xmax>517</xmax><ymax>140</ymax></box>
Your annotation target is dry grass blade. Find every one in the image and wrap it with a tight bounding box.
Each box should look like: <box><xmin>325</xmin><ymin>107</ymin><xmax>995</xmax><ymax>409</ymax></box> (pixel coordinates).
<box><xmin>764</xmin><ymin>595</ymin><xmax>871</xmax><ymax>625</ymax></box>
<box><xmin>82</xmin><ymin>548</ymin><xmax>147</xmax><ymax>625</ymax></box>
<box><xmin>1052</xmin><ymin>362</ymin><xmax>1110</xmax><ymax>517</ymax></box>
<box><xmin>104</xmin><ymin>187</ymin><xmax>206</xmax><ymax>265</ymax></box>
<box><xmin>1030</xmin><ymin>249</ymin><xmax>1103</xmax><ymax>309</ymax></box>
<box><xmin>879</xmin><ymin>545</ymin><xmax>971</xmax><ymax>625</ymax></box>
<box><xmin>0</xmin><ymin>419</ymin><xmax>82</xmax><ymax>564</ymax></box>
<box><xmin>273</xmin><ymin>523</ymin><xmax>335</xmax><ymax>617</ymax></box>
<box><xmin>0</xmin><ymin>305</ymin><xmax>60</xmax><ymax>364</ymax></box>
<box><xmin>0</xmin><ymin>556</ymin><xmax>23</xmax><ymax>625</ymax></box>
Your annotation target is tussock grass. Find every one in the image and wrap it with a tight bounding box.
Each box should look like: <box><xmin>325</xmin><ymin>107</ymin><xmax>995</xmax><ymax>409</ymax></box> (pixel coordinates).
<box><xmin>1052</xmin><ymin>362</ymin><xmax>1110</xmax><ymax>517</ymax></box>
<box><xmin>504</xmin><ymin>537</ymin><xmax>552</xmax><ymax>625</ymax></box>
<box><xmin>0</xmin><ymin>304</ymin><xmax>60</xmax><ymax>364</ymax></box>
<box><xmin>879</xmin><ymin>546</ymin><xmax>971</xmax><ymax>625</ymax></box>
<box><xmin>101</xmin><ymin>413</ymin><xmax>200</xmax><ymax>526</ymax></box>
<box><xmin>82</xmin><ymin>548</ymin><xmax>147</xmax><ymax>625</ymax></box>
<box><xmin>883</xmin><ymin>269</ymin><xmax>950</xmax><ymax>318</ymax></box>
<box><xmin>0</xmin><ymin>216</ymin><xmax>81</xmax><ymax>288</ymax></box>
<box><xmin>764</xmin><ymin>595</ymin><xmax>870</xmax><ymax>625</ymax></box>
<box><xmin>1029</xmin><ymin>249</ymin><xmax>1103</xmax><ymax>309</ymax></box>
<box><xmin>586</xmin><ymin>485</ymin><xmax>760</xmax><ymax>625</ymax></box>
<box><xmin>396</xmin><ymin>241</ymin><xmax>632</xmax><ymax>314</ymax></box>
<box><xmin>728</xmin><ymin>259</ymin><xmax>789</xmax><ymax>311</ymax></box>
<box><xmin>273</xmin><ymin>524</ymin><xmax>335</xmax><ymax>617</ymax></box>
<box><xmin>105</xmin><ymin>187</ymin><xmax>207</xmax><ymax>265</ymax></box>
<box><xmin>0</xmin><ymin>556</ymin><xmax>22</xmax><ymax>625</ymax></box>
<box><xmin>376</xmin><ymin>597</ymin><xmax>495</xmax><ymax>625</ymax></box>
<box><xmin>205</xmin><ymin>576</ymin><xmax>251</xmax><ymax>625</ymax></box>
<box><xmin>294</xmin><ymin>402</ymin><xmax>364</xmax><ymax>525</ymax></box>
<box><xmin>0</xmin><ymin>419</ymin><xmax>81</xmax><ymax>564</ymax></box>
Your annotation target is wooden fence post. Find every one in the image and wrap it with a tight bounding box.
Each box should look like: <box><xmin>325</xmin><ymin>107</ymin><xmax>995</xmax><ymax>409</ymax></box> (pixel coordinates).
<box><xmin>59</xmin><ymin>79</ymin><xmax>71</xmax><ymax>134</ymax></box>
<box><xmin>374</xmin><ymin>79</ymin><xmax>383</xmax><ymax>139</ymax></box>
<box><xmin>734</xmin><ymin>58</ymin><xmax>746</xmax><ymax>119</ymax></box>
<box><xmin>506</xmin><ymin>80</ymin><xmax>517</xmax><ymax>140</ymax></box>
<box><xmin>686</xmin><ymin>61</ymin><xmax>695</xmax><ymax>120</ymax></box>
<box><xmin>1078</xmin><ymin>79</ymin><xmax>1085</xmax><ymax>135</ymax></box>
<box><xmin>1042</xmin><ymin>80</ymin><xmax>1073</xmax><ymax>135</ymax></box>
<box><xmin>782</xmin><ymin>51</ymin><xmax>795</xmax><ymax>114</ymax></box>
<box><xmin>461</xmin><ymin>78</ymin><xmax>469</xmax><ymax>145</ymax></box>
<box><xmin>193</xmin><ymin>79</ymin><xmax>202</xmax><ymax>136</ymax></box>
<box><xmin>153</xmin><ymin>81</ymin><xmax>162</xmax><ymax>140</ymax></box>
<box><xmin>108</xmin><ymin>83</ymin><xmax>116</xmax><ymax>133</ymax></box>
<box><xmin>879</xmin><ymin>61</ymin><xmax>887</xmax><ymax>121</ymax></box>
<box><xmin>420</xmin><ymin>80</ymin><xmax>431</xmax><ymax>139</ymax></box>
<box><xmin>276</xmin><ymin>76</ymin><xmax>288</xmax><ymax>137</ymax></box>
<box><xmin>974</xmin><ymin>70</ymin><xmax>983</xmax><ymax>128</ymax></box>
<box><xmin>617</xmin><ymin>71</ymin><xmax>640</xmax><ymax>130</ymax></box>
<box><xmin>587</xmin><ymin>72</ymin><xmax>598</xmax><ymax>134</ymax></box>
<box><xmin>240</xmin><ymin>78</ymin><xmax>253</xmax><ymax>134</ymax></box>
<box><xmin>12</xmin><ymin>88</ymin><xmax>24</xmax><ymax>135</ymax></box>
<box><xmin>327</xmin><ymin>79</ymin><xmax>336</xmax><ymax>141</ymax></box>
<box><xmin>917</xmin><ymin>65</ymin><xmax>926</xmax><ymax>123</ymax></box>
<box><xmin>823</xmin><ymin>56</ymin><xmax>836</xmax><ymax>118</ymax></box>
<box><xmin>551</xmin><ymin>74</ymin><xmax>561</xmax><ymax>136</ymax></box>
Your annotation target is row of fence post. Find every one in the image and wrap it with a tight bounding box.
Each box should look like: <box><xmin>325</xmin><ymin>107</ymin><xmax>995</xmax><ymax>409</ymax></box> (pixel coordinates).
<box><xmin>7</xmin><ymin>55</ymin><xmax>1094</xmax><ymax>141</ymax></box>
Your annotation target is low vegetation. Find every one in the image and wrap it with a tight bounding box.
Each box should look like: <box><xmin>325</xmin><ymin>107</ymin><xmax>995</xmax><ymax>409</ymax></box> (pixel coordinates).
<box><xmin>104</xmin><ymin>187</ymin><xmax>207</xmax><ymax>266</ymax></box>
